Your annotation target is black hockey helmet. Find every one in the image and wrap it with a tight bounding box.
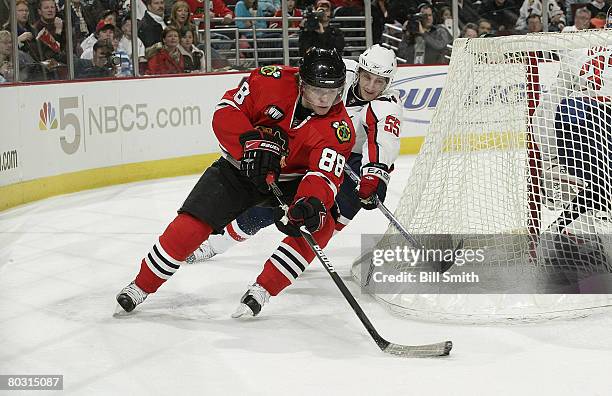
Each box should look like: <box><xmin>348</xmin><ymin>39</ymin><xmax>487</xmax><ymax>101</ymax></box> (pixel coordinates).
<box><xmin>299</xmin><ymin>47</ymin><xmax>346</xmax><ymax>89</ymax></box>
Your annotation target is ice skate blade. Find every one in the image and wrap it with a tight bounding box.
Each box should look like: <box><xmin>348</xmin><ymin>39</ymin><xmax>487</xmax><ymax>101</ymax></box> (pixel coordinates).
<box><xmin>113</xmin><ymin>303</ymin><xmax>135</xmax><ymax>317</ymax></box>
<box><xmin>231</xmin><ymin>303</ymin><xmax>255</xmax><ymax>318</ymax></box>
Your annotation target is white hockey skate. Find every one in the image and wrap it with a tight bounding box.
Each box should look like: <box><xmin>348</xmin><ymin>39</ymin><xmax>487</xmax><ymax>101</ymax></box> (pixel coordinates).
<box><xmin>231</xmin><ymin>283</ymin><xmax>270</xmax><ymax>318</ymax></box>
<box><xmin>116</xmin><ymin>281</ymin><xmax>148</xmax><ymax>313</ymax></box>
<box><xmin>185</xmin><ymin>240</ymin><xmax>217</xmax><ymax>264</ymax></box>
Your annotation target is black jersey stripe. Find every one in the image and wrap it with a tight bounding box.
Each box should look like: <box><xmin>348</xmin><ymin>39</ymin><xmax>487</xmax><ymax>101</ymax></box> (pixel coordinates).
<box><xmin>153</xmin><ymin>245</ymin><xmax>181</xmax><ymax>269</ymax></box>
<box><xmin>271</xmin><ymin>254</ymin><xmax>298</xmax><ymax>278</ymax></box>
<box><xmin>278</xmin><ymin>245</ymin><xmax>306</xmax><ymax>271</ymax></box>
<box><xmin>147</xmin><ymin>253</ymin><xmax>174</xmax><ymax>276</ymax></box>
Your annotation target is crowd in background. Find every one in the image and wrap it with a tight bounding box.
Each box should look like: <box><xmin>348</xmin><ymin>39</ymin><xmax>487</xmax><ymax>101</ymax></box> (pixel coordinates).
<box><xmin>0</xmin><ymin>0</ymin><xmax>610</xmax><ymax>83</ymax></box>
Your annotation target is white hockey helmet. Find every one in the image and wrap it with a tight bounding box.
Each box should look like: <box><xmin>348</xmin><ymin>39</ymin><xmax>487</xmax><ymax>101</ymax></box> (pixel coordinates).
<box><xmin>357</xmin><ymin>44</ymin><xmax>398</xmax><ymax>88</ymax></box>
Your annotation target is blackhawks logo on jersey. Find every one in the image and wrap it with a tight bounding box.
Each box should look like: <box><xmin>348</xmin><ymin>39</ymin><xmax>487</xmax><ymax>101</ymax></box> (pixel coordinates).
<box><xmin>259</xmin><ymin>65</ymin><xmax>282</xmax><ymax>79</ymax></box>
<box><xmin>332</xmin><ymin>120</ymin><xmax>352</xmax><ymax>143</ymax></box>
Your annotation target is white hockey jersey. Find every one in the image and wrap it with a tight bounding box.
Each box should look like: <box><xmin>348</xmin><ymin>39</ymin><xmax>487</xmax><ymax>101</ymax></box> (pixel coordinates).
<box><xmin>342</xmin><ymin>59</ymin><xmax>402</xmax><ymax>169</ymax></box>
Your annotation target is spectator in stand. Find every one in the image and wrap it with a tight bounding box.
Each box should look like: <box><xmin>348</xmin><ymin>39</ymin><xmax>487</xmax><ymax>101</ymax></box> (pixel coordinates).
<box><xmin>477</xmin><ymin>18</ymin><xmax>493</xmax><ymax>35</ymax></box>
<box><xmin>111</xmin><ymin>27</ymin><xmax>134</xmax><ymax>77</ymax></box>
<box><xmin>2</xmin><ymin>0</ymin><xmax>36</xmax><ymax>57</ymax></box>
<box><xmin>586</xmin><ymin>0</ymin><xmax>610</xmax><ymax>19</ymax></box>
<box><xmin>178</xmin><ymin>26</ymin><xmax>204</xmax><ymax>72</ymax></box>
<box><xmin>460</xmin><ymin>22</ymin><xmax>479</xmax><ymax>37</ymax></box>
<box><xmin>3</xmin><ymin>1</ymin><xmax>62</xmax><ymax>80</ymax></box>
<box><xmin>177</xmin><ymin>0</ymin><xmax>233</xmax><ymax>54</ymax></box>
<box><xmin>185</xmin><ymin>0</ymin><xmax>233</xmax><ymax>25</ymax></box>
<box><xmin>270</xmin><ymin>0</ymin><xmax>303</xmax><ymax>29</ymax></box>
<box><xmin>457</xmin><ymin>0</ymin><xmax>481</xmax><ymax>28</ymax></box>
<box><xmin>99</xmin><ymin>9</ymin><xmax>118</xmax><ymax>26</ymax></box>
<box><xmin>0</xmin><ymin>33</ymin><xmax>11</xmax><ymax>83</ymax></box>
<box><xmin>0</xmin><ymin>30</ymin><xmax>35</xmax><ymax>82</ymax></box>
<box><xmin>78</xmin><ymin>23</ymin><xmax>131</xmax><ymax>77</ymax></box>
<box><xmin>235</xmin><ymin>0</ymin><xmax>268</xmax><ymax>36</ymax></box>
<box><xmin>0</xmin><ymin>0</ymin><xmax>9</xmax><ymax>29</ymax></box>
<box><xmin>397</xmin><ymin>3</ymin><xmax>452</xmax><ymax>64</ymax></box>
<box><xmin>66</xmin><ymin>0</ymin><xmax>98</xmax><ymax>52</ymax></box>
<box><xmin>118</xmin><ymin>15</ymin><xmax>145</xmax><ymax>62</ymax></box>
<box><xmin>74</xmin><ymin>38</ymin><xmax>115</xmax><ymax>78</ymax></box>
<box><xmin>526</xmin><ymin>13</ymin><xmax>544</xmax><ymax>32</ymax></box>
<box><xmin>96</xmin><ymin>0</ymin><xmax>121</xmax><ymax>14</ymax></box>
<box><xmin>298</xmin><ymin>0</ymin><xmax>345</xmax><ymax>56</ymax></box>
<box><xmin>562</xmin><ymin>6</ymin><xmax>592</xmax><ymax>30</ymax></box>
<box><xmin>479</xmin><ymin>0</ymin><xmax>520</xmax><ymax>32</ymax></box>
<box><xmin>123</xmin><ymin>0</ymin><xmax>147</xmax><ymax>21</ymax></box>
<box><xmin>258</xmin><ymin>0</ymin><xmax>281</xmax><ymax>18</ymax></box>
<box><xmin>32</xmin><ymin>0</ymin><xmax>66</xmax><ymax>64</ymax></box>
<box><xmin>515</xmin><ymin>0</ymin><xmax>566</xmax><ymax>32</ymax></box>
<box><xmin>169</xmin><ymin>1</ymin><xmax>198</xmax><ymax>43</ymax></box>
<box><xmin>371</xmin><ymin>0</ymin><xmax>392</xmax><ymax>44</ymax></box>
<box><xmin>139</xmin><ymin>0</ymin><xmax>167</xmax><ymax>48</ymax></box>
<box><xmin>146</xmin><ymin>26</ymin><xmax>184</xmax><ymax>75</ymax></box>
<box><xmin>81</xmin><ymin>22</ymin><xmax>115</xmax><ymax>58</ymax></box>
<box><xmin>437</xmin><ymin>6</ymin><xmax>454</xmax><ymax>35</ymax></box>
<box><xmin>80</xmin><ymin>11</ymin><xmax>117</xmax><ymax>54</ymax></box>
<box><xmin>563</xmin><ymin>0</ymin><xmax>585</xmax><ymax>25</ymax></box>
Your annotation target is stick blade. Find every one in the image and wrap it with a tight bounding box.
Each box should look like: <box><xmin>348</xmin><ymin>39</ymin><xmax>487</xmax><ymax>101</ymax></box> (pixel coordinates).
<box><xmin>383</xmin><ymin>340</ymin><xmax>452</xmax><ymax>358</ymax></box>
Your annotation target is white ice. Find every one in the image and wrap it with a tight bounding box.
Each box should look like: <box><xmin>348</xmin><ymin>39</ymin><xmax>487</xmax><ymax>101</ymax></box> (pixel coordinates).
<box><xmin>1</xmin><ymin>156</ymin><xmax>611</xmax><ymax>395</ymax></box>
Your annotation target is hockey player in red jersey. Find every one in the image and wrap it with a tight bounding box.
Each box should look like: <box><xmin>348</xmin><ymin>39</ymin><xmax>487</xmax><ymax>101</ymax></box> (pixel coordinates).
<box><xmin>187</xmin><ymin>46</ymin><xmax>401</xmax><ymax>259</ymax></box>
<box><xmin>182</xmin><ymin>45</ymin><xmax>402</xmax><ymax>317</ymax></box>
<box><xmin>115</xmin><ymin>47</ymin><xmax>355</xmax><ymax>315</ymax></box>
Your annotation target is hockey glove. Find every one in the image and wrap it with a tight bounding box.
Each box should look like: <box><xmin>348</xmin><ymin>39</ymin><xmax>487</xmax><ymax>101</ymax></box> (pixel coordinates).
<box><xmin>274</xmin><ymin>197</ymin><xmax>326</xmax><ymax>237</ymax></box>
<box><xmin>239</xmin><ymin>130</ymin><xmax>283</xmax><ymax>194</ymax></box>
<box><xmin>358</xmin><ymin>163</ymin><xmax>390</xmax><ymax>210</ymax></box>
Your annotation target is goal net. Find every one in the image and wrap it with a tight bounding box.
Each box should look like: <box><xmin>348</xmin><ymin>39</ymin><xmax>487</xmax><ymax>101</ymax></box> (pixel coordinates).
<box><xmin>353</xmin><ymin>30</ymin><xmax>612</xmax><ymax>323</ymax></box>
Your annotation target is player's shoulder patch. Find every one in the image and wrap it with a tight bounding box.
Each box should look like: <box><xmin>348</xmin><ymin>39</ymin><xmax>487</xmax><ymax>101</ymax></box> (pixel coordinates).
<box><xmin>331</xmin><ymin>120</ymin><xmax>353</xmax><ymax>144</ymax></box>
<box><xmin>259</xmin><ymin>65</ymin><xmax>283</xmax><ymax>79</ymax></box>
<box><xmin>264</xmin><ymin>105</ymin><xmax>285</xmax><ymax>120</ymax></box>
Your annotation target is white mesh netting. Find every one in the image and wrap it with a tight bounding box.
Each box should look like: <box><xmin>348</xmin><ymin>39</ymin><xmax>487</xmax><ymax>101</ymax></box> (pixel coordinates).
<box><xmin>353</xmin><ymin>30</ymin><xmax>612</xmax><ymax>323</ymax></box>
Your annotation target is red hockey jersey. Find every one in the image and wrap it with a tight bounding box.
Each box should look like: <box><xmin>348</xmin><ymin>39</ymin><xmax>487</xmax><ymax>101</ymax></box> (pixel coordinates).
<box><xmin>212</xmin><ymin>66</ymin><xmax>355</xmax><ymax>210</ymax></box>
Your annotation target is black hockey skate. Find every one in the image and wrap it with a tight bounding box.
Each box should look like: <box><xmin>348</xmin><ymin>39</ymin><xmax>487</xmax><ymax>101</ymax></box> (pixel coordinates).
<box><xmin>231</xmin><ymin>283</ymin><xmax>270</xmax><ymax>318</ymax></box>
<box><xmin>116</xmin><ymin>281</ymin><xmax>148</xmax><ymax>313</ymax></box>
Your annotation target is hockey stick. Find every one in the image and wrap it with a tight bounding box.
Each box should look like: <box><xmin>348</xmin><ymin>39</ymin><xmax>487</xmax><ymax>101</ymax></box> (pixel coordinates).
<box><xmin>344</xmin><ymin>165</ymin><xmax>461</xmax><ymax>274</ymax></box>
<box><xmin>343</xmin><ymin>164</ymin><xmax>421</xmax><ymax>248</ymax></box>
<box><xmin>298</xmin><ymin>225</ymin><xmax>452</xmax><ymax>357</ymax></box>
<box><xmin>267</xmin><ymin>178</ymin><xmax>452</xmax><ymax>357</ymax></box>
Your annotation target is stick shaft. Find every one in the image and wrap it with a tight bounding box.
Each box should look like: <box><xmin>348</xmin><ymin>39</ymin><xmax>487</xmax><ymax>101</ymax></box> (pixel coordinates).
<box><xmin>344</xmin><ymin>165</ymin><xmax>421</xmax><ymax>249</ymax></box>
<box><xmin>299</xmin><ymin>227</ymin><xmax>390</xmax><ymax>349</ymax></box>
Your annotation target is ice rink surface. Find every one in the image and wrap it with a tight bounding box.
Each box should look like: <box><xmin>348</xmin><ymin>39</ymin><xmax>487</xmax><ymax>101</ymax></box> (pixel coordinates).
<box><xmin>1</xmin><ymin>156</ymin><xmax>611</xmax><ymax>395</ymax></box>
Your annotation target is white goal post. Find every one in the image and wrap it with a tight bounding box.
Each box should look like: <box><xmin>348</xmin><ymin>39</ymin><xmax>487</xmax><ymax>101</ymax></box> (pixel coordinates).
<box><xmin>353</xmin><ymin>30</ymin><xmax>612</xmax><ymax>323</ymax></box>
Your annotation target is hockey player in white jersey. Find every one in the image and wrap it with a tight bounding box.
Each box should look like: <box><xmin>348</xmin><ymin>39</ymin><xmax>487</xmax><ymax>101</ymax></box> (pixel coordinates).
<box><xmin>187</xmin><ymin>45</ymin><xmax>402</xmax><ymax>314</ymax></box>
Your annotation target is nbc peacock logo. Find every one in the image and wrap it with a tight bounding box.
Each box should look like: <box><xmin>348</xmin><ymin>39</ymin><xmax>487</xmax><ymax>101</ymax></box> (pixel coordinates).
<box><xmin>38</xmin><ymin>101</ymin><xmax>58</xmax><ymax>131</ymax></box>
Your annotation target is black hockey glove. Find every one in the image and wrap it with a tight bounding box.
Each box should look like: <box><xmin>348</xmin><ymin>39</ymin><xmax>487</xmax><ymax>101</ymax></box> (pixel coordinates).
<box><xmin>274</xmin><ymin>197</ymin><xmax>327</xmax><ymax>237</ymax></box>
<box><xmin>358</xmin><ymin>163</ymin><xmax>390</xmax><ymax>210</ymax></box>
<box><xmin>239</xmin><ymin>130</ymin><xmax>283</xmax><ymax>194</ymax></box>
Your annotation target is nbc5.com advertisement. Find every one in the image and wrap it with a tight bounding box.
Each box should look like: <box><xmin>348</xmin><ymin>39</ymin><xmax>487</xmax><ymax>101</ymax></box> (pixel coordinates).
<box><xmin>12</xmin><ymin>75</ymin><xmax>242</xmax><ymax>184</ymax></box>
<box><xmin>2</xmin><ymin>66</ymin><xmax>448</xmax><ymax>189</ymax></box>
<box><xmin>0</xmin><ymin>87</ymin><xmax>21</xmax><ymax>187</ymax></box>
